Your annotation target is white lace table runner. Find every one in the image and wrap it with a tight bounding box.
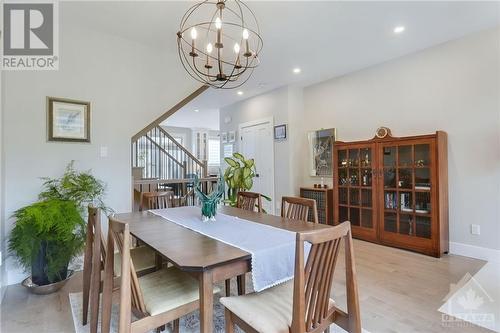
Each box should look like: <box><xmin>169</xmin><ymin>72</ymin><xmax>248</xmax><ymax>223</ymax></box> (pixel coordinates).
<box><xmin>150</xmin><ymin>206</ymin><xmax>307</xmax><ymax>292</ymax></box>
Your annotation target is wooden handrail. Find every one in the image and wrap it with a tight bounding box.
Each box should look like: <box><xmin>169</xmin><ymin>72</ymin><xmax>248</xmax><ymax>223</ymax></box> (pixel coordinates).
<box><xmin>156</xmin><ymin>126</ymin><xmax>205</xmax><ymax>168</ymax></box>
<box><xmin>131</xmin><ymin>85</ymin><xmax>209</xmax><ymax>142</ymax></box>
<box><xmin>143</xmin><ymin>134</ymin><xmax>184</xmax><ymax>168</ymax></box>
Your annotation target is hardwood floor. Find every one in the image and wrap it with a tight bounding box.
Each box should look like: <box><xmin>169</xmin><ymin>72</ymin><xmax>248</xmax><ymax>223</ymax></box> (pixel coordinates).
<box><xmin>0</xmin><ymin>239</ymin><xmax>490</xmax><ymax>333</ymax></box>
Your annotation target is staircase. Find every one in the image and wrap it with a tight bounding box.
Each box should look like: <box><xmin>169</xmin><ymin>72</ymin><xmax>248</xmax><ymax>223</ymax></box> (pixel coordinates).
<box><xmin>132</xmin><ymin>125</ymin><xmax>207</xmax><ymax>180</ymax></box>
<box><xmin>131</xmin><ymin>85</ymin><xmax>209</xmax><ymax>182</ymax></box>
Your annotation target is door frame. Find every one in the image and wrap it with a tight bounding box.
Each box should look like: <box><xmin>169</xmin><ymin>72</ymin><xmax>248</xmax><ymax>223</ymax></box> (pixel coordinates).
<box><xmin>238</xmin><ymin>117</ymin><xmax>276</xmax><ymax>215</ymax></box>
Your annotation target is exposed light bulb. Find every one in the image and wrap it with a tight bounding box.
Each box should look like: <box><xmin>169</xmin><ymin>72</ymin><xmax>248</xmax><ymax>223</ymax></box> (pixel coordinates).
<box><xmin>293</xmin><ymin>67</ymin><xmax>301</xmax><ymax>74</ymax></box>
<box><xmin>237</xmin><ymin>91</ymin><xmax>244</xmax><ymax>95</ymax></box>
<box><xmin>206</xmin><ymin>43</ymin><xmax>213</xmax><ymax>53</ymax></box>
<box><xmin>393</xmin><ymin>26</ymin><xmax>405</xmax><ymax>34</ymax></box>
<box><xmin>190</xmin><ymin>27</ymin><xmax>198</xmax><ymax>40</ymax></box>
<box><xmin>233</xmin><ymin>43</ymin><xmax>240</xmax><ymax>54</ymax></box>
<box><xmin>215</xmin><ymin>17</ymin><xmax>222</xmax><ymax>29</ymax></box>
<box><xmin>242</xmin><ymin>29</ymin><xmax>249</xmax><ymax>40</ymax></box>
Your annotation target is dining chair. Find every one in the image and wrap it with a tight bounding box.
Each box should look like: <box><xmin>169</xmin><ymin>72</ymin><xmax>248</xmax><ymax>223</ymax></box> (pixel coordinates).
<box><xmin>139</xmin><ymin>191</ymin><xmax>174</xmax><ymax>211</ymax></box>
<box><xmin>82</xmin><ymin>206</ymin><xmax>157</xmax><ymax>333</ymax></box>
<box><xmin>221</xmin><ymin>222</ymin><xmax>361</xmax><ymax>333</ymax></box>
<box><xmin>101</xmin><ymin>216</ymin><xmax>221</xmax><ymax>333</ymax></box>
<box><xmin>237</xmin><ymin>191</ymin><xmax>263</xmax><ymax>213</ymax></box>
<box><xmin>281</xmin><ymin>196</ymin><xmax>319</xmax><ymax>224</ymax></box>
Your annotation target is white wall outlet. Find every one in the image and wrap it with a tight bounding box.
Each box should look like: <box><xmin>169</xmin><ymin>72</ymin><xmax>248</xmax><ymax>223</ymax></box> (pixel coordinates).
<box><xmin>471</xmin><ymin>224</ymin><xmax>481</xmax><ymax>235</ymax></box>
<box><xmin>100</xmin><ymin>146</ymin><xmax>108</xmax><ymax>158</ymax></box>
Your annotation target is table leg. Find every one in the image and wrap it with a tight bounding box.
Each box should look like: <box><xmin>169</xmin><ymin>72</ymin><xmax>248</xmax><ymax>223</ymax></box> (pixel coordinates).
<box><xmin>237</xmin><ymin>274</ymin><xmax>246</xmax><ymax>295</ymax></box>
<box><xmin>199</xmin><ymin>270</ymin><xmax>214</xmax><ymax>333</ymax></box>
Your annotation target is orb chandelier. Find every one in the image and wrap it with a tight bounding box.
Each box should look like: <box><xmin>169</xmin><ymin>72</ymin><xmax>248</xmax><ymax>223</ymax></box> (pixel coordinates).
<box><xmin>177</xmin><ymin>0</ymin><xmax>263</xmax><ymax>89</ymax></box>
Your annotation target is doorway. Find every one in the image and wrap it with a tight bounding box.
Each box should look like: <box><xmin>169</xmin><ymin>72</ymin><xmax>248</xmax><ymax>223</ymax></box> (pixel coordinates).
<box><xmin>239</xmin><ymin>117</ymin><xmax>275</xmax><ymax>214</ymax></box>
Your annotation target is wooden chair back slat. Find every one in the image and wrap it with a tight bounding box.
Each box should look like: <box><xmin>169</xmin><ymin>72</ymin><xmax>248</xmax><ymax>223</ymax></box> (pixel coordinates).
<box><xmin>281</xmin><ymin>196</ymin><xmax>319</xmax><ymax>223</ymax></box>
<box><xmin>82</xmin><ymin>206</ymin><xmax>104</xmax><ymax>331</ymax></box>
<box><xmin>107</xmin><ymin>217</ymin><xmax>147</xmax><ymax>317</ymax></box>
<box><xmin>140</xmin><ymin>191</ymin><xmax>174</xmax><ymax>211</ymax></box>
<box><xmin>237</xmin><ymin>191</ymin><xmax>263</xmax><ymax>212</ymax></box>
<box><xmin>291</xmin><ymin>222</ymin><xmax>360</xmax><ymax>333</ymax></box>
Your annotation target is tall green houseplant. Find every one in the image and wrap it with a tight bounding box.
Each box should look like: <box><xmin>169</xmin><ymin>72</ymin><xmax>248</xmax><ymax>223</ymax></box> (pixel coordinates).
<box><xmin>9</xmin><ymin>200</ymin><xmax>85</xmax><ymax>285</ymax></box>
<box><xmin>223</xmin><ymin>152</ymin><xmax>270</xmax><ymax>207</ymax></box>
<box><xmin>38</xmin><ymin>161</ymin><xmax>111</xmax><ymax>215</ymax></box>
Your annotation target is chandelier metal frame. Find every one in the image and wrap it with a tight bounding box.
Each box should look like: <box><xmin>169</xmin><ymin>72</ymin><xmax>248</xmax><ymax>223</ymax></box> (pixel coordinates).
<box><xmin>177</xmin><ymin>0</ymin><xmax>263</xmax><ymax>89</ymax></box>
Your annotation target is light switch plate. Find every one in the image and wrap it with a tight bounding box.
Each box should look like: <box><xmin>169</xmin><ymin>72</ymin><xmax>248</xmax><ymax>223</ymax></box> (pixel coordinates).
<box><xmin>471</xmin><ymin>224</ymin><xmax>481</xmax><ymax>235</ymax></box>
<box><xmin>100</xmin><ymin>146</ymin><xmax>108</xmax><ymax>158</ymax></box>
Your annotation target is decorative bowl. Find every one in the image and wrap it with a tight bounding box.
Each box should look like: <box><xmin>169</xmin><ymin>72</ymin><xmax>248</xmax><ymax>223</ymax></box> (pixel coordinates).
<box><xmin>21</xmin><ymin>270</ymin><xmax>74</xmax><ymax>295</ymax></box>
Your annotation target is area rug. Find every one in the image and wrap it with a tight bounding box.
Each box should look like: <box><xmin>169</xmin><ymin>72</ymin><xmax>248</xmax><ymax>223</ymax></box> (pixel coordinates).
<box><xmin>69</xmin><ymin>292</ymin><xmax>370</xmax><ymax>333</ymax></box>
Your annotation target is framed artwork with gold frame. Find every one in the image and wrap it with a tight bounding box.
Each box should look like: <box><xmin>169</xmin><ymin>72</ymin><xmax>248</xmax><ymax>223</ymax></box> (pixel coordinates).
<box><xmin>47</xmin><ymin>97</ymin><xmax>90</xmax><ymax>143</ymax></box>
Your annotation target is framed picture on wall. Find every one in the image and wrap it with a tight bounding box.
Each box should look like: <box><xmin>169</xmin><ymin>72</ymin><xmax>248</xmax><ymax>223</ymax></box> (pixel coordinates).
<box><xmin>228</xmin><ymin>131</ymin><xmax>236</xmax><ymax>143</ymax></box>
<box><xmin>308</xmin><ymin>128</ymin><xmax>336</xmax><ymax>177</ymax></box>
<box><xmin>221</xmin><ymin>132</ymin><xmax>228</xmax><ymax>143</ymax></box>
<box><xmin>274</xmin><ymin>124</ymin><xmax>287</xmax><ymax>140</ymax></box>
<box><xmin>47</xmin><ymin>97</ymin><xmax>91</xmax><ymax>143</ymax></box>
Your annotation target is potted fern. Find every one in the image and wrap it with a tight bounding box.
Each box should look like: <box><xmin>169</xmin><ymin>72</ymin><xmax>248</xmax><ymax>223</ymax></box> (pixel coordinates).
<box><xmin>9</xmin><ymin>200</ymin><xmax>85</xmax><ymax>289</ymax></box>
<box><xmin>8</xmin><ymin>161</ymin><xmax>109</xmax><ymax>293</ymax></box>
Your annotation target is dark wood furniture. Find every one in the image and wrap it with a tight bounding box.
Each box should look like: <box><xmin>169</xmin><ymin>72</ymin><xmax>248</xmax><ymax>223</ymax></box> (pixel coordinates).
<box><xmin>333</xmin><ymin>130</ymin><xmax>448</xmax><ymax>257</ymax></box>
<box><xmin>281</xmin><ymin>196</ymin><xmax>319</xmax><ymax>224</ymax></box>
<box><xmin>236</xmin><ymin>191</ymin><xmax>263</xmax><ymax>213</ymax></box>
<box><xmin>300</xmin><ymin>187</ymin><xmax>334</xmax><ymax>225</ymax></box>
<box><xmin>221</xmin><ymin>221</ymin><xmax>361</xmax><ymax>333</ymax></box>
<box><xmin>82</xmin><ymin>207</ymin><xmax>157</xmax><ymax>333</ymax></box>
<box><xmin>101</xmin><ymin>216</ymin><xmax>220</xmax><ymax>333</ymax></box>
<box><xmin>139</xmin><ymin>191</ymin><xmax>174</xmax><ymax>211</ymax></box>
<box><xmin>110</xmin><ymin>206</ymin><xmax>334</xmax><ymax>333</ymax></box>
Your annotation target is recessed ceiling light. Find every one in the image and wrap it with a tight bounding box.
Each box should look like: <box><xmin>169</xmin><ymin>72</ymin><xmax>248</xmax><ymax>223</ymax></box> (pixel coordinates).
<box><xmin>393</xmin><ymin>26</ymin><xmax>406</xmax><ymax>34</ymax></box>
<box><xmin>293</xmin><ymin>68</ymin><xmax>301</xmax><ymax>74</ymax></box>
<box><xmin>194</xmin><ymin>109</ymin><xmax>199</xmax><ymax>112</ymax></box>
<box><xmin>237</xmin><ymin>91</ymin><xmax>244</xmax><ymax>95</ymax></box>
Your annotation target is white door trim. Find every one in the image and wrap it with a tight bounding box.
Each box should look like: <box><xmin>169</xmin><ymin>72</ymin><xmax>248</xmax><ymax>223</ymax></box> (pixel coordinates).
<box><xmin>238</xmin><ymin>117</ymin><xmax>275</xmax><ymax>215</ymax></box>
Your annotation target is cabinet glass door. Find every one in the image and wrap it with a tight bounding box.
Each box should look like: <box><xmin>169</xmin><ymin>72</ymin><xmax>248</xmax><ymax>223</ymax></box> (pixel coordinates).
<box><xmin>380</xmin><ymin>142</ymin><xmax>433</xmax><ymax>240</ymax></box>
<box><xmin>337</xmin><ymin>145</ymin><xmax>377</xmax><ymax>240</ymax></box>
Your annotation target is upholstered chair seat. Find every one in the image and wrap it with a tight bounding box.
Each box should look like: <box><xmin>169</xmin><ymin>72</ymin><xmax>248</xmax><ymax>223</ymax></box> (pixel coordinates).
<box><xmin>140</xmin><ymin>267</ymin><xmax>221</xmax><ymax>316</ymax></box>
<box><xmin>113</xmin><ymin>246</ymin><xmax>157</xmax><ymax>276</ymax></box>
<box><xmin>220</xmin><ymin>281</ymin><xmax>334</xmax><ymax>333</ymax></box>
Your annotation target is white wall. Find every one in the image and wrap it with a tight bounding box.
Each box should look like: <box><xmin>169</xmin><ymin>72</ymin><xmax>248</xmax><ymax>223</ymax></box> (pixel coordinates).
<box><xmin>220</xmin><ymin>86</ymin><xmax>303</xmax><ymax>213</ymax></box>
<box><xmin>222</xmin><ymin>27</ymin><xmax>500</xmax><ymax>252</ymax></box>
<box><xmin>301</xmin><ymin>27</ymin><xmax>500</xmax><ymax>251</ymax></box>
<box><xmin>1</xmin><ymin>22</ymin><xmax>198</xmax><ymax>284</ymax></box>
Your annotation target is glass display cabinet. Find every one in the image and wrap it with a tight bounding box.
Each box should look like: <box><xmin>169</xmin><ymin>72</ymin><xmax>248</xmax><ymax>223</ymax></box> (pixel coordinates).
<box><xmin>333</xmin><ymin>129</ymin><xmax>448</xmax><ymax>257</ymax></box>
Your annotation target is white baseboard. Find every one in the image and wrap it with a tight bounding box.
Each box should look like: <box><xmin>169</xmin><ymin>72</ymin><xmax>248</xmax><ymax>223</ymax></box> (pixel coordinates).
<box><xmin>450</xmin><ymin>242</ymin><xmax>500</xmax><ymax>263</ymax></box>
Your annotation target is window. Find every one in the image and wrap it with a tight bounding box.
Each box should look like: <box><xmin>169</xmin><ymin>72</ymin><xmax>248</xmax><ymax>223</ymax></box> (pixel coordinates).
<box><xmin>208</xmin><ymin>138</ymin><xmax>221</xmax><ymax>166</ymax></box>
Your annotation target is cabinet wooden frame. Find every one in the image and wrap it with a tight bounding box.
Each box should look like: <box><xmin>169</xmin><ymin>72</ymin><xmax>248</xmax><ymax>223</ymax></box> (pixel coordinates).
<box><xmin>333</xmin><ymin>131</ymin><xmax>449</xmax><ymax>257</ymax></box>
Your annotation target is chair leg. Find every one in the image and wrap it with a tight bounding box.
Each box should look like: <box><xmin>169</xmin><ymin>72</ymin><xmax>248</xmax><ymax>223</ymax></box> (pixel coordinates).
<box><xmin>237</xmin><ymin>274</ymin><xmax>246</xmax><ymax>295</ymax></box>
<box><xmin>155</xmin><ymin>253</ymin><xmax>163</xmax><ymax>270</ymax></box>
<box><xmin>173</xmin><ymin>319</ymin><xmax>180</xmax><ymax>333</ymax></box>
<box><xmin>324</xmin><ymin>327</ymin><xmax>330</xmax><ymax>333</ymax></box>
<box><xmin>225</xmin><ymin>279</ymin><xmax>231</xmax><ymax>296</ymax></box>
<box><xmin>82</xmin><ymin>232</ymin><xmax>93</xmax><ymax>325</ymax></box>
<box><xmin>225</xmin><ymin>308</ymin><xmax>235</xmax><ymax>333</ymax></box>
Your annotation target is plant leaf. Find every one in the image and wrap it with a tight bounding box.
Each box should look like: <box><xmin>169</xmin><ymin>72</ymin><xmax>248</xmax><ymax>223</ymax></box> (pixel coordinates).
<box><xmin>224</xmin><ymin>157</ymin><xmax>239</xmax><ymax>167</ymax></box>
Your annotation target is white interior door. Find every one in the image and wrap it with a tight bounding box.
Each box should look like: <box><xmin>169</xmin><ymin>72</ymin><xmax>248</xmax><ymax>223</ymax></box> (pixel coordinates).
<box><xmin>239</xmin><ymin>119</ymin><xmax>275</xmax><ymax>214</ymax></box>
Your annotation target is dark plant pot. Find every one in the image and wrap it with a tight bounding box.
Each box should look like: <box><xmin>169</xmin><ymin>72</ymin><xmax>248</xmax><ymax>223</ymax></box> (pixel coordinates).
<box><xmin>31</xmin><ymin>241</ymin><xmax>68</xmax><ymax>286</ymax></box>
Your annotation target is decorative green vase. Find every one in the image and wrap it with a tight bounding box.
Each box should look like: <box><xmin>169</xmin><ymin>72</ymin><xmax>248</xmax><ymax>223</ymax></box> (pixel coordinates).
<box><xmin>194</xmin><ymin>173</ymin><xmax>225</xmax><ymax>221</ymax></box>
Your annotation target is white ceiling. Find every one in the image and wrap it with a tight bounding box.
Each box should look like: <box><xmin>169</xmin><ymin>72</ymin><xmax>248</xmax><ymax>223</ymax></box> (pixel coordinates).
<box><xmin>164</xmin><ymin>108</ymin><xmax>220</xmax><ymax>130</ymax></box>
<box><xmin>63</xmin><ymin>1</ymin><xmax>500</xmax><ymax>112</ymax></box>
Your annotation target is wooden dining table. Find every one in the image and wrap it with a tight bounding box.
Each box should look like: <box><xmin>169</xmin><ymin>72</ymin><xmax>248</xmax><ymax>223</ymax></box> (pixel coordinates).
<box><xmin>113</xmin><ymin>206</ymin><xmax>331</xmax><ymax>333</ymax></box>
